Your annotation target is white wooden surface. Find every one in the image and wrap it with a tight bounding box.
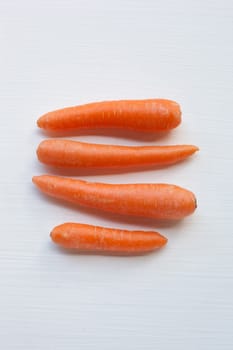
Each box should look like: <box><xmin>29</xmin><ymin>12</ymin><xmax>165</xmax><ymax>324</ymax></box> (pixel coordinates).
<box><xmin>1</xmin><ymin>1</ymin><xmax>233</xmax><ymax>349</ymax></box>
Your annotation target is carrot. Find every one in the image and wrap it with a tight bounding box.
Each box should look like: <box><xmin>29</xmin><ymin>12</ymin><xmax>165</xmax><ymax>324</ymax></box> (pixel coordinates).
<box><xmin>32</xmin><ymin>175</ymin><xmax>197</xmax><ymax>220</ymax></box>
<box><xmin>37</xmin><ymin>139</ymin><xmax>198</xmax><ymax>169</ymax></box>
<box><xmin>37</xmin><ymin>99</ymin><xmax>181</xmax><ymax>132</ymax></box>
<box><xmin>50</xmin><ymin>222</ymin><xmax>167</xmax><ymax>254</ymax></box>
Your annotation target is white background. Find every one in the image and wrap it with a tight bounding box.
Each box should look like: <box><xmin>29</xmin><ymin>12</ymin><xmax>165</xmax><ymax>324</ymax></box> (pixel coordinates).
<box><xmin>1</xmin><ymin>1</ymin><xmax>233</xmax><ymax>349</ymax></box>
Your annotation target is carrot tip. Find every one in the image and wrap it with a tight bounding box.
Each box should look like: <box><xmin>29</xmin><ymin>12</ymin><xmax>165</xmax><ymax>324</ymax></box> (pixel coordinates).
<box><xmin>50</xmin><ymin>230</ymin><xmax>54</xmax><ymax>240</ymax></box>
<box><xmin>32</xmin><ymin>176</ymin><xmax>39</xmax><ymax>184</ymax></box>
<box><xmin>37</xmin><ymin>117</ymin><xmax>43</xmax><ymax>128</ymax></box>
<box><xmin>32</xmin><ymin>176</ymin><xmax>42</xmax><ymax>187</ymax></box>
<box><xmin>188</xmin><ymin>145</ymin><xmax>199</xmax><ymax>154</ymax></box>
<box><xmin>161</xmin><ymin>235</ymin><xmax>168</xmax><ymax>246</ymax></box>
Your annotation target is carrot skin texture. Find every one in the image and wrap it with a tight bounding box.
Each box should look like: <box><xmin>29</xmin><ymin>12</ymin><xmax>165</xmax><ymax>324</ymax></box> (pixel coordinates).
<box><xmin>32</xmin><ymin>175</ymin><xmax>197</xmax><ymax>220</ymax></box>
<box><xmin>37</xmin><ymin>99</ymin><xmax>181</xmax><ymax>132</ymax></box>
<box><xmin>37</xmin><ymin>139</ymin><xmax>199</xmax><ymax>169</ymax></box>
<box><xmin>50</xmin><ymin>223</ymin><xmax>167</xmax><ymax>254</ymax></box>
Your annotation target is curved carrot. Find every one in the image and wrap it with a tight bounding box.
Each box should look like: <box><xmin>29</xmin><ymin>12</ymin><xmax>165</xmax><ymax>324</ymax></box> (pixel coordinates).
<box><xmin>37</xmin><ymin>99</ymin><xmax>181</xmax><ymax>132</ymax></box>
<box><xmin>37</xmin><ymin>139</ymin><xmax>198</xmax><ymax>169</ymax></box>
<box><xmin>51</xmin><ymin>222</ymin><xmax>167</xmax><ymax>254</ymax></box>
<box><xmin>32</xmin><ymin>175</ymin><xmax>197</xmax><ymax>220</ymax></box>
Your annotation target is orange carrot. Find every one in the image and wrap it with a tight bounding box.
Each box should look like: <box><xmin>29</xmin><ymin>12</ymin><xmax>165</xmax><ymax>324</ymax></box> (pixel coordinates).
<box><xmin>32</xmin><ymin>175</ymin><xmax>197</xmax><ymax>220</ymax></box>
<box><xmin>37</xmin><ymin>139</ymin><xmax>198</xmax><ymax>169</ymax></box>
<box><xmin>37</xmin><ymin>99</ymin><xmax>181</xmax><ymax>132</ymax></box>
<box><xmin>50</xmin><ymin>222</ymin><xmax>167</xmax><ymax>254</ymax></box>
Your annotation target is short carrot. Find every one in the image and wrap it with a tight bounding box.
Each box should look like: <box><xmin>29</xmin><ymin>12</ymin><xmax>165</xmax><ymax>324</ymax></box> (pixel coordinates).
<box><xmin>37</xmin><ymin>99</ymin><xmax>181</xmax><ymax>132</ymax></box>
<box><xmin>50</xmin><ymin>222</ymin><xmax>167</xmax><ymax>254</ymax></box>
<box><xmin>32</xmin><ymin>175</ymin><xmax>197</xmax><ymax>220</ymax></box>
<box><xmin>37</xmin><ymin>139</ymin><xmax>198</xmax><ymax>169</ymax></box>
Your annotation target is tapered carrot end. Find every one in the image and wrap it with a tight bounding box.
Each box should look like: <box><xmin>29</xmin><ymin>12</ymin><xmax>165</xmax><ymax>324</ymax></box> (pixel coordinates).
<box><xmin>50</xmin><ymin>226</ymin><xmax>60</xmax><ymax>244</ymax></box>
<box><xmin>37</xmin><ymin>113</ymin><xmax>50</xmax><ymax>129</ymax></box>
<box><xmin>147</xmin><ymin>231</ymin><xmax>168</xmax><ymax>250</ymax></box>
<box><xmin>50</xmin><ymin>223</ymin><xmax>73</xmax><ymax>248</ymax></box>
<box><xmin>32</xmin><ymin>175</ymin><xmax>49</xmax><ymax>190</ymax></box>
<box><xmin>177</xmin><ymin>145</ymin><xmax>199</xmax><ymax>160</ymax></box>
<box><xmin>162</xmin><ymin>235</ymin><xmax>168</xmax><ymax>246</ymax></box>
<box><xmin>32</xmin><ymin>175</ymin><xmax>38</xmax><ymax>185</ymax></box>
<box><xmin>50</xmin><ymin>228</ymin><xmax>64</xmax><ymax>246</ymax></box>
<box><xmin>187</xmin><ymin>145</ymin><xmax>199</xmax><ymax>155</ymax></box>
<box><xmin>191</xmin><ymin>145</ymin><xmax>199</xmax><ymax>152</ymax></box>
<box><xmin>37</xmin><ymin>111</ymin><xmax>59</xmax><ymax>131</ymax></box>
<box><xmin>157</xmin><ymin>233</ymin><xmax>168</xmax><ymax>248</ymax></box>
<box><xmin>50</xmin><ymin>225</ymin><xmax>60</xmax><ymax>242</ymax></box>
<box><xmin>37</xmin><ymin>116</ymin><xmax>43</xmax><ymax>128</ymax></box>
<box><xmin>32</xmin><ymin>175</ymin><xmax>42</xmax><ymax>190</ymax></box>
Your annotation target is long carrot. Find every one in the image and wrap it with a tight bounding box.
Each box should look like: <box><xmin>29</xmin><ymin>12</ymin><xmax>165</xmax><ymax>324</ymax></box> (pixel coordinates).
<box><xmin>32</xmin><ymin>175</ymin><xmax>197</xmax><ymax>220</ymax></box>
<box><xmin>37</xmin><ymin>139</ymin><xmax>198</xmax><ymax>169</ymax></box>
<box><xmin>50</xmin><ymin>222</ymin><xmax>167</xmax><ymax>254</ymax></box>
<box><xmin>37</xmin><ymin>99</ymin><xmax>181</xmax><ymax>132</ymax></box>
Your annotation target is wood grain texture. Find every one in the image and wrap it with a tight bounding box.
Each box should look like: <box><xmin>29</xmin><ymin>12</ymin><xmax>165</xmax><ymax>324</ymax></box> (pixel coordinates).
<box><xmin>0</xmin><ymin>0</ymin><xmax>233</xmax><ymax>349</ymax></box>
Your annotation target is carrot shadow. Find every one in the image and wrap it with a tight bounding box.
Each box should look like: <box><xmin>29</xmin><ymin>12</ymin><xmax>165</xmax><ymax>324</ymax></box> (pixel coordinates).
<box><xmin>35</xmin><ymin>156</ymin><xmax>196</xmax><ymax>177</ymax></box>
<box><xmin>50</xmin><ymin>244</ymin><xmax>167</xmax><ymax>257</ymax></box>
<box><xmin>36</xmin><ymin>127</ymin><xmax>174</xmax><ymax>143</ymax></box>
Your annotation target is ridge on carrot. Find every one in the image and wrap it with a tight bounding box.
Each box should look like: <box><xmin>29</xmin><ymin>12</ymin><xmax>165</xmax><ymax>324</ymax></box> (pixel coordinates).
<box><xmin>37</xmin><ymin>139</ymin><xmax>199</xmax><ymax>169</ymax></box>
<box><xmin>37</xmin><ymin>99</ymin><xmax>181</xmax><ymax>132</ymax></box>
<box><xmin>50</xmin><ymin>222</ymin><xmax>168</xmax><ymax>254</ymax></box>
<box><xmin>32</xmin><ymin>175</ymin><xmax>197</xmax><ymax>220</ymax></box>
